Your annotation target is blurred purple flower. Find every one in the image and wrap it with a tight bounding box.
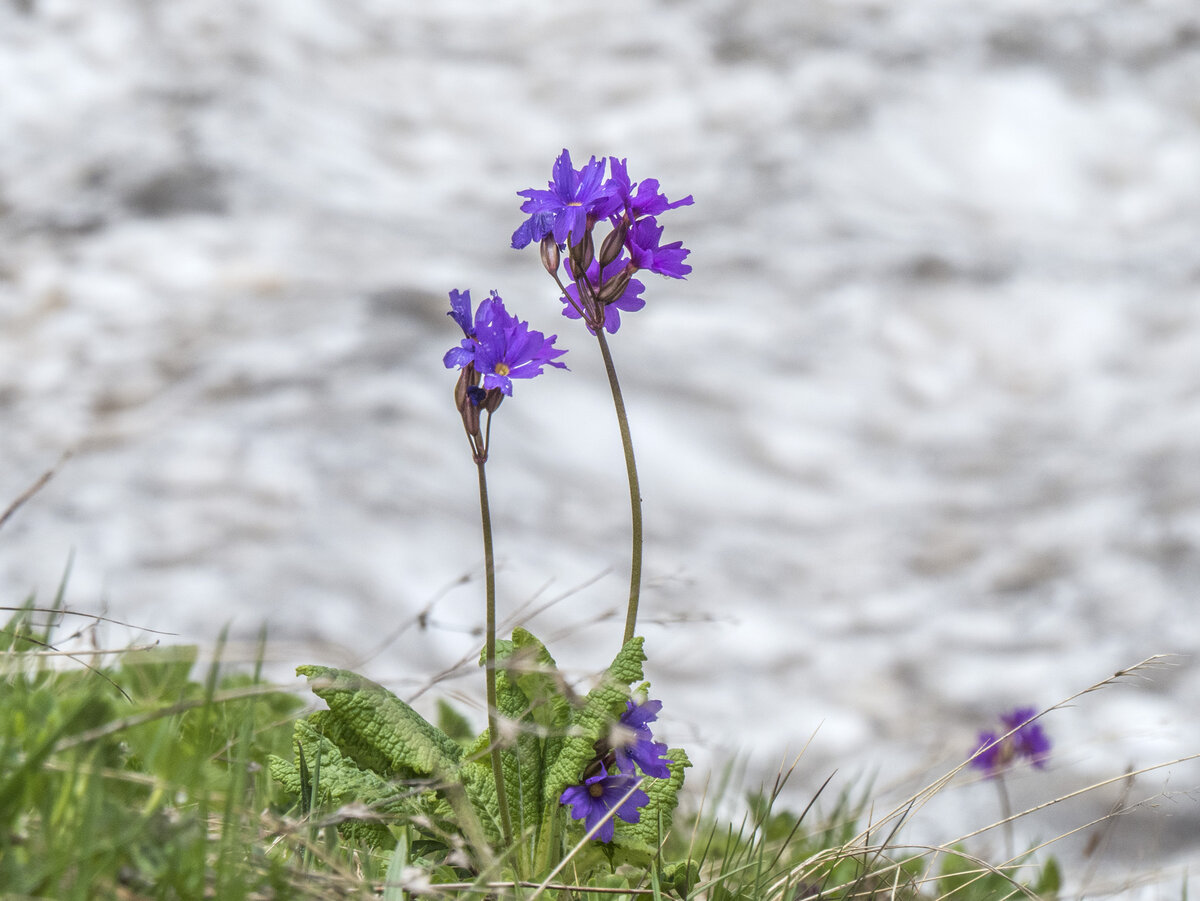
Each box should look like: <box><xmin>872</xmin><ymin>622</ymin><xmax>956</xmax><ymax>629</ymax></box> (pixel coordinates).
<box><xmin>970</xmin><ymin>707</ymin><xmax>1051</xmax><ymax>777</ymax></box>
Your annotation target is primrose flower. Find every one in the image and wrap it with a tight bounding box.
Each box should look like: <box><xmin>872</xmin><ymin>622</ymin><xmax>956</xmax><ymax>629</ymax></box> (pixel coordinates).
<box><xmin>622</xmin><ymin>697</ymin><xmax>662</xmax><ymax>734</ymax></box>
<box><xmin>512</xmin><ymin>149</ymin><xmax>619</xmax><ymax>249</ymax></box>
<box><xmin>473</xmin><ymin>314</ymin><xmax>568</xmax><ymax>396</ymax></box>
<box><xmin>444</xmin><ymin>290</ymin><xmax>514</xmax><ymax>365</ymax></box>
<box><xmin>970</xmin><ymin>707</ymin><xmax>1051</xmax><ymax>777</ymax></box>
<box><xmin>626</xmin><ymin>216</ymin><xmax>692</xmax><ymax>279</ymax></box>
<box><xmin>606</xmin><ymin>157</ymin><xmax>694</xmax><ymax>222</ymax></box>
<box><xmin>612</xmin><ymin>699</ymin><xmax>672</xmax><ymax>778</ymax></box>
<box><xmin>443</xmin><ymin>289</ymin><xmax>567</xmax><ymax>397</ymax></box>
<box><xmin>446</xmin><ymin>287</ymin><xmax>479</xmax><ymax>337</ymax></box>
<box><xmin>560</xmin><ymin>772</ymin><xmax>649</xmax><ymax>843</ymax></box>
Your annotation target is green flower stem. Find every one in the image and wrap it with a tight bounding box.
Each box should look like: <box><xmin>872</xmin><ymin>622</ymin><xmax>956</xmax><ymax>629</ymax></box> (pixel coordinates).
<box><xmin>594</xmin><ymin>329</ymin><xmax>643</xmax><ymax>646</ymax></box>
<box><xmin>476</xmin><ymin>459</ymin><xmax>514</xmax><ymax>850</ymax></box>
<box><xmin>994</xmin><ymin>772</ymin><xmax>1015</xmax><ymax>860</ymax></box>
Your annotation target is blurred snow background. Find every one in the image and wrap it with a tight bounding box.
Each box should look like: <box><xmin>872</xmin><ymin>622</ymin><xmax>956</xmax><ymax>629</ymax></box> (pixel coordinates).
<box><xmin>2</xmin><ymin>0</ymin><xmax>1199</xmax><ymax>893</ymax></box>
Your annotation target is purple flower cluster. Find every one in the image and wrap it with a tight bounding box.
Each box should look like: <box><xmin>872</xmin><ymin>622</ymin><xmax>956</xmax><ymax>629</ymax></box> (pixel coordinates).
<box><xmin>443</xmin><ymin>289</ymin><xmax>566</xmax><ymax>462</ymax></box>
<box><xmin>559</xmin><ymin>698</ymin><xmax>674</xmax><ymax>842</ymax></box>
<box><xmin>512</xmin><ymin>150</ymin><xmax>692</xmax><ymax>333</ymax></box>
<box><xmin>970</xmin><ymin>707</ymin><xmax>1051</xmax><ymax>778</ymax></box>
<box><xmin>612</xmin><ymin>698</ymin><xmax>672</xmax><ymax>779</ymax></box>
<box><xmin>443</xmin><ymin>289</ymin><xmax>567</xmax><ymax>400</ymax></box>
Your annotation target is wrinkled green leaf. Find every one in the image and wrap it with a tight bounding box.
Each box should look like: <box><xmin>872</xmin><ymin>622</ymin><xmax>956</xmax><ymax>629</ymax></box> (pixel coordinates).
<box><xmin>436</xmin><ymin>700</ymin><xmax>475</xmax><ymax>745</ymax></box>
<box><xmin>543</xmin><ymin>636</ymin><xmax>645</xmax><ymax>804</ymax></box>
<box><xmin>297</xmin><ymin>666</ymin><xmax>461</xmax><ymax>777</ymax></box>
<box><xmin>616</xmin><ymin>748</ymin><xmax>691</xmax><ymax>849</ymax></box>
<box><xmin>270</xmin><ymin>719</ymin><xmax>451</xmax><ymax>849</ymax></box>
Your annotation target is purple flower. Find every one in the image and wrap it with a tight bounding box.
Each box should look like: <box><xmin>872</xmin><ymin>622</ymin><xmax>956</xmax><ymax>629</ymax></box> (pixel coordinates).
<box><xmin>970</xmin><ymin>707</ymin><xmax>1051</xmax><ymax>777</ymax></box>
<box><xmin>606</xmin><ymin>157</ymin><xmax>694</xmax><ymax>222</ymax></box>
<box><xmin>621</xmin><ymin>698</ymin><xmax>662</xmax><ymax>734</ymax></box>
<box><xmin>611</xmin><ymin>699</ymin><xmax>672</xmax><ymax>779</ymax></box>
<box><xmin>1001</xmin><ymin>707</ymin><xmax>1052</xmax><ymax>764</ymax></box>
<box><xmin>443</xmin><ymin>289</ymin><xmax>567</xmax><ymax>397</ymax></box>
<box><xmin>560</xmin><ymin>772</ymin><xmax>649</xmax><ymax>843</ymax></box>
<box><xmin>626</xmin><ymin>217</ymin><xmax>691</xmax><ymax>279</ymax></box>
<box><xmin>446</xmin><ymin>288</ymin><xmax>479</xmax><ymax>337</ymax></box>
<box><xmin>473</xmin><ymin>316</ymin><xmax>568</xmax><ymax>395</ymax></box>
<box><xmin>509</xmin><ymin>210</ymin><xmax>558</xmax><ymax>252</ymax></box>
<box><xmin>560</xmin><ymin>258</ymin><xmax>646</xmax><ymax>334</ymax></box>
<box><xmin>512</xmin><ymin>150</ymin><xmax>620</xmax><ymax>249</ymax></box>
<box><xmin>444</xmin><ymin>290</ymin><xmax>515</xmax><ymax>367</ymax></box>
<box><xmin>614</xmin><ymin>735</ymin><xmax>672</xmax><ymax>779</ymax></box>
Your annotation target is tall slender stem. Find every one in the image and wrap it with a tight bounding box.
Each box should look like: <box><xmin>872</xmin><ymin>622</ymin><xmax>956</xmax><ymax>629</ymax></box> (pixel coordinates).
<box><xmin>594</xmin><ymin>329</ymin><xmax>643</xmax><ymax>646</ymax></box>
<box><xmin>477</xmin><ymin>460</ymin><xmax>513</xmax><ymax>848</ymax></box>
<box><xmin>994</xmin><ymin>773</ymin><xmax>1014</xmax><ymax>860</ymax></box>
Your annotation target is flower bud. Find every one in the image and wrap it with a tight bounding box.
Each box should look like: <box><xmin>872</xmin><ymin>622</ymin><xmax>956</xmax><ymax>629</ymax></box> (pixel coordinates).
<box><xmin>479</xmin><ymin>387</ymin><xmax>505</xmax><ymax>414</ymax></box>
<box><xmin>454</xmin><ymin>368</ymin><xmax>483</xmax><ymax>441</ymax></box>
<box><xmin>454</xmin><ymin>365</ymin><xmax>480</xmax><ymax>414</ymax></box>
<box><xmin>569</xmin><ymin>228</ymin><xmax>595</xmax><ymax>274</ymax></box>
<box><xmin>598</xmin><ymin>219</ymin><xmax>629</xmax><ymax>268</ymax></box>
<box><xmin>597</xmin><ymin>270</ymin><xmax>633</xmax><ymax>307</ymax></box>
<box><xmin>539</xmin><ymin>235</ymin><xmax>560</xmax><ymax>276</ymax></box>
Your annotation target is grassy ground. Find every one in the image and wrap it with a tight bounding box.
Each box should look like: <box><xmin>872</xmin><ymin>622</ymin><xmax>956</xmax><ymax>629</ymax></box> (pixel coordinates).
<box><xmin>0</xmin><ymin>596</ymin><xmax>1083</xmax><ymax>901</ymax></box>
<box><xmin>0</xmin><ymin>599</ymin><xmax>376</xmax><ymax>899</ymax></box>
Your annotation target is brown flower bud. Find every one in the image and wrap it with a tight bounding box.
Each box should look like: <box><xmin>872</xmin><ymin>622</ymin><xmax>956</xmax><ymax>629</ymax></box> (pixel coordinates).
<box><xmin>479</xmin><ymin>387</ymin><xmax>505</xmax><ymax>414</ymax></box>
<box><xmin>454</xmin><ymin>365</ymin><xmax>479</xmax><ymax>412</ymax></box>
<box><xmin>598</xmin><ymin>219</ymin><xmax>629</xmax><ymax>268</ymax></box>
<box><xmin>454</xmin><ymin>366</ymin><xmax>482</xmax><ymax>437</ymax></box>
<box><xmin>539</xmin><ymin>235</ymin><xmax>560</xmax><ymax>276</ymax></box>
<box><xmin>597</xmin><ymin>269</ymin><xmax>633</xmax><ymax>307</ymax></box>
<box><xmin>569</xmin><ymin>228</ymin><xmax>595</xmax><ymax>274</ymax></box>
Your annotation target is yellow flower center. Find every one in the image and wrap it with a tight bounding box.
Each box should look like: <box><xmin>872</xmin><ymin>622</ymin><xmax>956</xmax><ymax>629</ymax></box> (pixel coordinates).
<box><xmin>494</xmin><ymin>363</ymin><xmax>510</xmax><ymax>376</ymax></box>
<box><xmin>588</xmin><ymin>782</ymin><xmax>605</xmax><ymax>798</ymax></box>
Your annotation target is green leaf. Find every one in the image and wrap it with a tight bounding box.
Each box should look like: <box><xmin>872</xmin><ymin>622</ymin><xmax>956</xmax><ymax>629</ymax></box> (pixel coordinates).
<box><xmin>543</xmin><ymin>636</ymin><xmax>645</xmax><ymax>805</ymax></box>
<box><xmin>454</xmin><ymin>750</ymin><xmax>504</xmax><ymax>847</ymax></box>
<box><xmin>0</xmin><ymin>694</ymin><xmax>112</xmax><ymax>827</ymax></box>
<box><xmin>269</xmin><ymin>720</ymin><xmax>402</xmax><ymax>810</ymax></box>
<box><xmin>269</xmin><ymin>719</ymin><xmax>448</xmax><ymax>849</ymax></box>
<box><xmin>305</xmin><ymin>709</ymin><xmax>395</xmax><ymax>777</ymax></box>
<box><xmin>436</xmin><ymin>700</ymin><xmax>475</xmax><ymax>744</ymax></box>
<box><xmin>382</xmin><ymin>827</ymin><xmax>410</xmax><ymax>901</ymax></box>
<box><xmin>616</xmin><ymin>748</ymin><xmax>691</xmax><ymax>849</ymax></box>
<box><xmin>297</xmin><ymin>666</ymin><xmax>461</xmax><ymax>777</ymax></box>
<box><xmin>509</xmin><ymin>629</ymin><xmax>571</xmax><ymax>733</ymax></box>
<box><xmin>938</xmin><ymin>848</ymin><xmax>1019</xmax><ymax>900</ymax></box>
<box><xmin>661</xmin><ymin>858</ymin><xmax>700</xmax><ymax>897</ymax></box>
<box><xmin>1034</xmin><ymin>856</ymin><xmax>1061</xmax><ymax>897</ymax></box>
<box><xmin>493</xmin><ymin>630</ymin><xmax>573</xmax><ymax>839</ymax></box>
